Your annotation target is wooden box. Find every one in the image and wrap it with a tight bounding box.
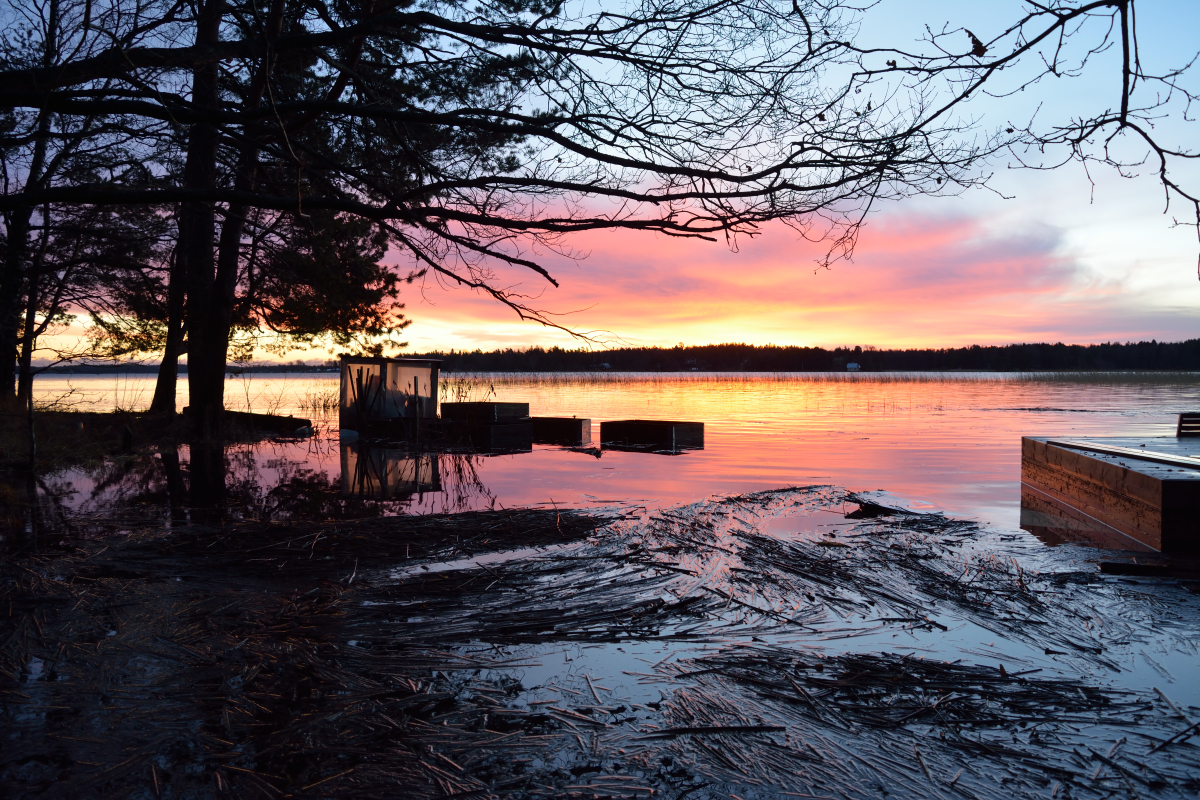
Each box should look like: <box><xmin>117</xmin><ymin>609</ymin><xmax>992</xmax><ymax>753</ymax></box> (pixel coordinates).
<box><xmin>440</xmin><ymin>402</ymin><xmax>529</xmax><ymax>424</ymax></box>
<box><xmin>1020</xmin><ymin>436</ymin><xmax>1200</xmax><ymax>554</ymax></box>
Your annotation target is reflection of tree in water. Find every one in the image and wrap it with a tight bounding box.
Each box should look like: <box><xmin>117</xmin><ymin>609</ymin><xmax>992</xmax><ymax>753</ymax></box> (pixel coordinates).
<box><xmin>429</xmin><ymin>452</ymin><xmax>497</xmax><ymax>514</ymax></box>
<box><xmin>2</xmin><ymin>436</ymin><xmax>513</xmax><ymax>545</ymax></box>
<box><xmin>209</xmin><ymin>439</ymin><xmax>385</xmax><ymax>522</ymax></box>
<box><xmin>1</xmin><ymin>451</ymin><xmax>186</xmax><ymax>553</ymax></box>
<box><xmin>69</xmin><ymin>454</ymin><xmax>172</xmax><ymax>513</ymax></box>
<box><xmin>219</xmin><ymin>443</ymin><xmax>503</xmax><ymax>519</ymax></box>
<box><xmin>0</xmin><ymin>472</ymin><xmax>75</xmax><ymax>553</ymax></box>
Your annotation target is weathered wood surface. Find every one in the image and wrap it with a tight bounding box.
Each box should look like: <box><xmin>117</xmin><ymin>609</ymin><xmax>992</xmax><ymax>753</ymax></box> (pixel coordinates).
<box><xmin>1019</xmin><ymin>483</ymin><xmax>1155</xmax><ymax>552</ymax></box>
<box><xmin>1021</xmin><ymin>436</ymin><xmax>1200</xmax><ymax>554</ymax></box>
<box><xmin>1178</xmin><ymin>412</ymin><xmax>1200</xmax><ymax>437</ymax></box>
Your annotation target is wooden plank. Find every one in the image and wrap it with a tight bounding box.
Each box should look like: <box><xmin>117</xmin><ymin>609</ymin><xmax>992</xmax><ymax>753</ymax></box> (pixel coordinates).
<box><xmin>1022</xmin><ymin>438</ymin><xmax>1161</xmax><ymax>549</ymax></box>
<box><xmin>1047</xmin><ymin>439</ymin><xmax>1200</xmax><ymax>469</ymax></box>
<box><xmin>1022</xmin><ymin>437</ymin><xmax>1164</xmax><ymax>515</ymax></box>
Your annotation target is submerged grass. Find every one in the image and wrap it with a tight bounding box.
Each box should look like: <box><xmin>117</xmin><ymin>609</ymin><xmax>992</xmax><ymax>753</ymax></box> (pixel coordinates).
<box><xmin>297</xmin><ymin>386</ymin><xmax>339</xmax><ymax>416</ymax></box>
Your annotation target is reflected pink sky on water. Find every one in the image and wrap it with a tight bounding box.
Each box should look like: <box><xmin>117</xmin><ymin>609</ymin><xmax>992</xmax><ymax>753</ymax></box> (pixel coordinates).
<box><xmin>424</xmin><ymin>374</ymin><xmax>1190</xmax><ymax>526</ymax></box>
<box><xmin>42</xmin><ymin>372</ymin><xmax>1193</xmax><ymax>529</ymax></box>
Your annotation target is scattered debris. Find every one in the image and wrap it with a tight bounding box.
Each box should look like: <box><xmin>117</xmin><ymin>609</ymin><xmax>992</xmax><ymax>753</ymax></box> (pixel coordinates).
<box><xmin>3</xmin><ymin>487</ymin><xmax>1199</xmax><ymax>798</ymax></box>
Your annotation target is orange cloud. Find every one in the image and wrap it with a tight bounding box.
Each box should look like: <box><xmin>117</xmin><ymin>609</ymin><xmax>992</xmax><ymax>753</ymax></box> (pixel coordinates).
<box><xmin>398</xmin><ymin>210</ymin><xmax>1199</xmax><ymax>352</ymax></box>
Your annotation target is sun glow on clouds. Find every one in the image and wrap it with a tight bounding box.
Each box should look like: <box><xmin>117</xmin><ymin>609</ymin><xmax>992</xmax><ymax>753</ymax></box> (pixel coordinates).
<box><xmin>42</xmin><ymin>203</ymin><xmax>1193</xmax><ymax>365</ymax></box>
<box><xmin>399</xmin><ymin>208</ymin><xmax>1200</xmax><ymax>353</ymax></box>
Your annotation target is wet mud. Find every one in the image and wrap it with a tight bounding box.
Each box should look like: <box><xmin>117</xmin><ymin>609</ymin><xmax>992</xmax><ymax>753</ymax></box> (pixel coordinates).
<box><xmin>3</xmin><ymin>487</ymin><xmax>1199</xmax><ymax>798</ymax></box>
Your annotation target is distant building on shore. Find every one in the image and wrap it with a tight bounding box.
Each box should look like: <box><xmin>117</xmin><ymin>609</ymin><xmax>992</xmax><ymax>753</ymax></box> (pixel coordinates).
<box><xmin>846</xmin><ymin>362</ymin><xmax>861</xmax><ymax>372</ymax></box>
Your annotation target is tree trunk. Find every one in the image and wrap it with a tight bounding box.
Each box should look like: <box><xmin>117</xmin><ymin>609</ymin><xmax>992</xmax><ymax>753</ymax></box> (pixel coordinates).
<box><xmin>4</xmin><ymin>0</ymin><xmax>57</xmax><ymax>411</ymax></box>
<box><xmin>179</xmin><ymin>0</ymin><xmax>227</xmax><ymax>443</ymax></box>
<box><xmin>15</xmin><ymin>260</ymin><xmax>39</xmax><ymax>408</ymax></box>
<box><xmin>190</xmin><ymin>0</ymin><xmax>284</xmax><ymax>429</ymax></box>
<box><xmin>150</xmin><ymin>247</ymin><xmax>186</xmax><ymax>414</ymax></box>
<box><xmin>0</xmin><ymin>211</ymin><xmax>31</xmax><ymax>409</ymax></box>
<box><xmin>187</xmin><ymin>439</ymin><xmax>226</xmax><ymax>517</ymax></box>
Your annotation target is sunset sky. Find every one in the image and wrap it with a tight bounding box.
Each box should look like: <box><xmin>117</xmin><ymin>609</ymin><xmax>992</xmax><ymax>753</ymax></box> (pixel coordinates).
<box><xmin>391</xmin><ymin>0</ymin><xmax>1200</xmax><ymax>354</ymax></box>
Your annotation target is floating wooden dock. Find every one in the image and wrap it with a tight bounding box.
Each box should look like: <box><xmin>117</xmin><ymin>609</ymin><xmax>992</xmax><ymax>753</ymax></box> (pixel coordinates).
<box><xmin>440</xmin><ymin>402</ymin><xmax>529</xmax><ymax>423</ymax></box>
<box><xmin>183</xmin><ymin>407</ymin><xmax>312</xmax><ymax>436</ymax></box>
<box><xmin>600</xmin><ymin>420</ymin><xmax>704</xmax><ymax>453</ymax></box>
<box><xmin>531</xmin><ymin>416</ymin><xmax>591</xmax><ymax>446</ymax></box>
<box><xmin>1021</xmin><ymin>436</ymin><xmax>1200</xmax><ymax>554</ymax></box>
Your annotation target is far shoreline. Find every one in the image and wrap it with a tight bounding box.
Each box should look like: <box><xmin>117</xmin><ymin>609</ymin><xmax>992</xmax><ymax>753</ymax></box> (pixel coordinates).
<box><xmin>26</xmin><ymin>338</ymin><xmax>1200</xmax><ymax>374</ymax></box>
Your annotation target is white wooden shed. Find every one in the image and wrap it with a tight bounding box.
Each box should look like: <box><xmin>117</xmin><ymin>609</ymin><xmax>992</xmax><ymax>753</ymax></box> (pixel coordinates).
<box><xmin>339</xmin><ymin>356</ymin><xmax>440</xmax><ymax>432</ymax></box>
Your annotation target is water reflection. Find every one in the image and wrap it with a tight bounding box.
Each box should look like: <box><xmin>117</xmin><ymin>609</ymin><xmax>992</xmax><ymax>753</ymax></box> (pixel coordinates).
<box><xmin>13</xmin><ymin>373</ymin><xmax>1200</xmax><ymax>543</ymax></box>
<box><xmin>2</xmin><ymin>437</ymin><xmax>523</xmax><ymax>547</ymax></box>
<box><xmin>1019</xmin><ymin>485</ymin><xmax>1154</xmax><ymax>552</ymax></box>
<box><xmin>341</xmin><ymin>443</ymin><xmax>441</xmax><ymax>500</ymax></box>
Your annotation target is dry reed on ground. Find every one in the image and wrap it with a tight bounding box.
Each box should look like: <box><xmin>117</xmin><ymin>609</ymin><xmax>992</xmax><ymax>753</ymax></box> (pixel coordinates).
<box><xmin>3</xmin><ymin>489</ymin><xmax>1199</xmax><ymax>799</ymax></box>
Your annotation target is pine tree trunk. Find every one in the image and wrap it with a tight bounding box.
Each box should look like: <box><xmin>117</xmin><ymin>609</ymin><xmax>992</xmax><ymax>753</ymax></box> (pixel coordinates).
<box><xmin>0</xmin><ymin>214</ymin><xmax>29</xmax><ymax>408</ymax></box>
<box><xmin>185</xmin><ymin>0</ymin><xmax>282</xmax><ymax>435</ymax></box>
<box><xmin>15</xmin><ymin>263</ymin><xmax>39</xmax><ymax>409</ymax></box>
<box><xmin>5</xmin><ymin>0</ymin><xmax>57</xmax><ymax>411</ymax></box>
<box><xmin>179</xmin><ymin>0</ymin><xmax>227</xmax><ymax>443</ymax></box>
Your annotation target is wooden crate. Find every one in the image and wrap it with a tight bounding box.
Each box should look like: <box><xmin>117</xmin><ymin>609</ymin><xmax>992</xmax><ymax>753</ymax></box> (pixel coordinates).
<box><xmin>440</xmin><ymin>402</ymin><xmax>529</xmax><ymax>423</ymax></box>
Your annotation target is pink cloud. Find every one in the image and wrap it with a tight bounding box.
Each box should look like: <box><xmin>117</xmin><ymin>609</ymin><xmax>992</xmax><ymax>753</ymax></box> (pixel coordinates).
<box><xmin>396</xmin><ymin>210</ymin><xmax>1199</xmax><ymax>352</ymax></box>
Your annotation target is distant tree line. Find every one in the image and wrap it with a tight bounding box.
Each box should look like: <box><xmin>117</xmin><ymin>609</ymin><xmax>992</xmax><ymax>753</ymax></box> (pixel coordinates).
<box><xmin>419</xmin><ymin>340</ymin><xmax>1200</xmax><ymax>373</ymax></box>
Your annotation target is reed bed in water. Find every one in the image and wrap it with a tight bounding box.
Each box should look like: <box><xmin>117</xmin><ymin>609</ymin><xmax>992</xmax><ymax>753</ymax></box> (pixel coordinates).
<box><xmin>297</xmin><ymin>386</ymin><xmax>339</xmax><ymax>415</ymax></box>
<box><xmin>441</xmin><ymin>370</ymin><xmax>1200</xmax><ymax>386</ymax></box>
<box><xmin>3</xmin><ymin>490</ymin><xmax>1199</xmax><ymax>798</ymax></box>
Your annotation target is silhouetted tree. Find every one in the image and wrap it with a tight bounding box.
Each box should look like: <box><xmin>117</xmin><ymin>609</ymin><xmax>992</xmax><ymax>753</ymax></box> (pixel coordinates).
<box><xmin>238</xmin><ymin>211</ymin><xmax>411</xmax><ymax>357</ymax></box>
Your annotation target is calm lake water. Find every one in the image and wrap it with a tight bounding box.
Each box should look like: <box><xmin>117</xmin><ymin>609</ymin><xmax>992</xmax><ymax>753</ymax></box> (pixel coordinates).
<box><xmin>36</xmin><ymin>371</ymin><xmax>1200</xmax><ymax>527</ymax></box>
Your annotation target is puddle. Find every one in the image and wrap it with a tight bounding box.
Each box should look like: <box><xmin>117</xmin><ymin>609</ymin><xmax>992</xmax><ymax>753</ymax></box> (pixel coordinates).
<box><xmin>388</xmin><ymin>542</ymin><xmax>580</xmax><ymax>578</ymax></box>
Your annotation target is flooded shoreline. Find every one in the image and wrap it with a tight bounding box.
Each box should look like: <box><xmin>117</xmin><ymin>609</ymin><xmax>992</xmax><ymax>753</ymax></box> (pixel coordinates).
<box><xmin>18</xmin><ymin>371</ymin><xmax>1200</xmax><ymax>528</ymax></box>
<box><xmin>4</xmin><ymin>373</ymin><xmax>1200</xmax><ymax>797</ymax></box>
<box><xmin>3</xmin><ymin>488</ymin><xmax>1198</xmax><ymax>798</ymax></box>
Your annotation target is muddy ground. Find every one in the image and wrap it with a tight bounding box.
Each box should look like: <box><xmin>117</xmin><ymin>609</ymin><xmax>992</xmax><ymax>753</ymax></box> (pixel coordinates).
<box><xmin>2</xmin><ymin>487</ymin><xmax>1200</xmax><ymax>799</ymax></box>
